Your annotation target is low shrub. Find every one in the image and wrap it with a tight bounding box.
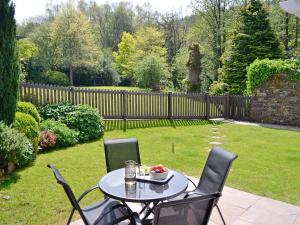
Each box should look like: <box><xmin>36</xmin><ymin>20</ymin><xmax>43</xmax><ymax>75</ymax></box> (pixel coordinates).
<box><xmin>40</xmin><ymin>120</ymin><xmax>78</xmax><ymax>147</ymax></box>
<box><xmin>246</xmin><ymin>58</ymin><xmax>300</xmax><ymax>94</ymax></box>
<box><xmin>16</xmin><ymin>101</ymin><xmax>41</xmax><ymax>123</ymax></box>
<box><xmin>134</xmin><ymin>54</ymin><xmax>170</xmax><ymax>91</ymax></box>
<box><xmin>44</xmin><ymin>71</ymin><xmax>70</xmax><ymax>86</ymax></box>
<box><xmin>0</xmin><ymin>122</ymin><xmax>35</xmax><ymax>170</ymax></box>
<box><xmin>209</xmin><ymin>81</ymin><xmax>229</xmax><ymax>95</ymax></box>
<box><xmin>14</xmin><ymin>112</ymin><xmax>40</xmax><ymax>151</ymax></box>
<box><xmin>40</xmin><ymin>131</ymin><xmax>57</xmax><ymax>151</ymax></box>
<box><xmin>28</xmin><ymin>70</ymin><xmax>70</xmax><ymax>86</ymax></box>
<box><xmin>64</xmin><ymin>105</ymin><xmax>105</xmax><ymax>142</ymax></box>
<box><xmin>39</xmin><ymin>102</ymin><xmax>77</xmax><ymax>121</ymax></box>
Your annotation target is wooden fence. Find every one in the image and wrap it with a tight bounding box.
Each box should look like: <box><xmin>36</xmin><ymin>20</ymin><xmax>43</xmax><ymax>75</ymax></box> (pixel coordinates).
<box><xmin>19</xmin><ymin>82</ymin><xmax>251</xmax><ymax>120</ymax></box>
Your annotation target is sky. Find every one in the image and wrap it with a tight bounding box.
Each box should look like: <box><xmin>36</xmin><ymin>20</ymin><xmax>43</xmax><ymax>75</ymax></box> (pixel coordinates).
<box><xmin>13</xmin><ymin>0</ymin><xmax>192</xmax><ymax>23</ymax></box>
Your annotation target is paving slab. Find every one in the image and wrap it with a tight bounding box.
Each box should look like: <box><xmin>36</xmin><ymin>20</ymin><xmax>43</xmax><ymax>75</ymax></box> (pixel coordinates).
<box><xmin>294</xmin><ymin>216</ymin><xmax>300</xmax><ymax>225</ymax></box>
<box><xmin>211</xmin><ymin>136</ymin><xmax>221</xmax><ymax>139</ymax></box>
<box><xmin>209</xmin><ymin>141</ymin><xmax>223</xmax><ymax>145</ymax></box>
<box><xmin>211</xmin><ymin>118</ymin><xmax>300</xmax><ymax>132</ymax></box>
<box><xmin>70</xmin><ymin>177</ymin><xmax>300</xmax><ymax>225</ymax></box>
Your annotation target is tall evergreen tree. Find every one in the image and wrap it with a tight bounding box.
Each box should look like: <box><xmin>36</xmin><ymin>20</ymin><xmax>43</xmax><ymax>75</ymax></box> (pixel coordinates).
<box><xmin>221</xmin><ymin>0</ymin><xmax>282</xmax><ymax>94</ymax></box>
<box><xmin>0</xmin><ymin>0</ymin><xmax>20</xmax><ymax>125</ymax></box>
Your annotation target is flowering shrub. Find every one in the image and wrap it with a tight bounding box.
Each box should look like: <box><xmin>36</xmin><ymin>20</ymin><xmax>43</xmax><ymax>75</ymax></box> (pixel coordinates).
<box><xmin>40</xmin><ymin>120</ymin><xmax>78</xmax><ymax>147</ymax></box>
<box><xmin>40</xmin><ymin>131</ymin><xmax>57</xmax><ymax>151</ymax></box>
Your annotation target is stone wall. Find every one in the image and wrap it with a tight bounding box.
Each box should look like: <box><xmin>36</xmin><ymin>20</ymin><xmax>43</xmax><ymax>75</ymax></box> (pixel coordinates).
<box><xmin>250</xmin><ymin>73</ymin><xmax>300</xmax><ymax>126</ymax></box>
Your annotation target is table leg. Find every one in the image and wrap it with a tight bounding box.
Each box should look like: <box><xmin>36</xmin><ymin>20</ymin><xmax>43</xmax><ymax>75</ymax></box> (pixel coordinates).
<box><xmin>139</xmin><ymin>202</ymin><xmax>150</xmax><ymax>215</ymax></box>
<box><xmin>141</xmin><ymin>201</ymin><xmax>160</xmax><ymax>221</ymax></box>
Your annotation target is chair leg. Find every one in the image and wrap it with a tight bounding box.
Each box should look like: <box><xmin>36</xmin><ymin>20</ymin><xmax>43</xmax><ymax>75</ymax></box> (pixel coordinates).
<box><xmin>66</xmin><ymin>208</ymin><xmax>75</xmax><ymax>225</ymax></box>
<box><xmin>216</xmin><ymin>204</ymin><xmax>227</xmax><ymax>225</ymax></box>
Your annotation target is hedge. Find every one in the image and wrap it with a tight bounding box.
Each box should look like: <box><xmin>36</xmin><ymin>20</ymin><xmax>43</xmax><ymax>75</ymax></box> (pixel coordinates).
<box><xmin>246</xmin><ymin>58</ymin><xmax>300</xmax><ymax>94</ymax></box>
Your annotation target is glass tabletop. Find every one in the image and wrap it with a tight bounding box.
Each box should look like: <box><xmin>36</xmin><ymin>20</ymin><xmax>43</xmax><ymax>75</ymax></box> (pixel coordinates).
<box><xmin>98</xmin><ymin>168</ymin><xmax>188</xmax><ymax>203</ymax></box>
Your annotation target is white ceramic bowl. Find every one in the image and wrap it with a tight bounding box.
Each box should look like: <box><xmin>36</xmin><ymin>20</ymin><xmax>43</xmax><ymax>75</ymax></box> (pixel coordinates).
<box><xmin>150</xmin><ymin>170</ymin><xmax>169</xmax><ymax>180</ymax></box>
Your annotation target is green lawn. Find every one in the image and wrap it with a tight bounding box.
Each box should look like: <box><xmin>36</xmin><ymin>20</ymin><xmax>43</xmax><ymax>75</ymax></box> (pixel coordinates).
<box><xmin>1</xmin><ymin>121</ymin><xmax>300</xmax><ymax>225</ymax></box>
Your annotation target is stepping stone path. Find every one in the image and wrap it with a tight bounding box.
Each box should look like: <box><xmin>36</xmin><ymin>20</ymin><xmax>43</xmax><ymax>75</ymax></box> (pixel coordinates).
<box><xmin>209</xmin><ymin>126</ymin><xmax>223</xmax><ymax>146</ymax></box>
<box><xmin>211</xmin><ymin>136</ymin><xmax>221</xmax><ymax>139</ymax></box>
<box><xmin>209</xmin><ymin>141</ymin><xmax>223</xmax><ymax>145</ymax></box>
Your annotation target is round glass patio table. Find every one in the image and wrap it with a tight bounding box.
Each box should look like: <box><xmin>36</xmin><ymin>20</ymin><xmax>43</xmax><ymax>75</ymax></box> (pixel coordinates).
<box><xmin>98</xmin><ymin>168</ymin><xmax>188</xmax><ymax>203</ymax></box>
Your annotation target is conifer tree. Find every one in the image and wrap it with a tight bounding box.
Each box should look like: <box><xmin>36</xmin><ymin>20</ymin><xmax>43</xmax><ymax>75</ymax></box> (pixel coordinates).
<box><xmin>0</xmin><ymin>0</ymin><xmax>20</xmax><ymax>125</ymax></box>
<box><xmin>222</xmin><ymin>0</ymin><xmax>282</xmax><ymax>94</ymax></box>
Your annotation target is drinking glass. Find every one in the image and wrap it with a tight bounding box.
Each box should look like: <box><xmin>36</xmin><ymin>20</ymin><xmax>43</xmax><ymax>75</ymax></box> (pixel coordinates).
<box><xmin>125</xmin><ymin>160</ymin><xmax>136</xmax><ymax>183</ymax></box>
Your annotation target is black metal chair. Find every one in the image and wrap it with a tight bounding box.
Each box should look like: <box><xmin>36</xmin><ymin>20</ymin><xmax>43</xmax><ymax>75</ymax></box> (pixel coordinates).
<box><xmin>131</xmin><ymin>193</ymin><xmax>221</xmax><ymax>225</ymax></box>
<box><xmin>103</xmin><ymin>138</ymin><xmax>144</xmax><ymax>216</ymax></box>
<box><xmin>103</xmin><ymin>138</ymin><xmax>141</xmax><ymax>173</ymax></box>
<box><xmin>186</xmin><ymin>146</ymin><xmax>238</xmax><ymax>225</ymax></box>
<box><xmin>48</xmin><ymin>164</ymin><xmax>131</xmax><ymax>225</ymax></box>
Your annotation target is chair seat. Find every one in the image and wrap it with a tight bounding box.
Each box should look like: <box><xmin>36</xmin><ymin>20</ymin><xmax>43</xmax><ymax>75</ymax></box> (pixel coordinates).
<box><xmin>82</xmin><ymin>198</ymin><xmax>130</xmax><ymax>225</ymax></box>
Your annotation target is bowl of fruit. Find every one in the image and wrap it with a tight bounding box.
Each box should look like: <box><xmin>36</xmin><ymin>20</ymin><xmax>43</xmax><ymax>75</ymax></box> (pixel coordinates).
<box><xmin>150</xmin><ymin>165</ymin><xmax>169</xmax><ymax>180</ymax></box>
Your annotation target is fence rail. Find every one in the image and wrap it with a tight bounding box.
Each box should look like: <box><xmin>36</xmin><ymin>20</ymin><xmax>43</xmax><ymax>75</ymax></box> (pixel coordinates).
<box><xmin>19</xmin><ymin>82</ymin><xmax>251</xmax><ymax>120</ymax></box>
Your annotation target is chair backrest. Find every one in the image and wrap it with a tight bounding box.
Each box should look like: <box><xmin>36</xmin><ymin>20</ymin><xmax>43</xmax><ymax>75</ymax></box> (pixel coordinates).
<box><xmin>153</xmin><ymin>193</ymin><xmax>220</xmax><ymax>225</ymax></box>
<box><xmin>103</xmin><ymin>138</ymin><xmax>141</xmax><ymax>173</ymax></box>
<box><xmin>47</xmin><ymin>164</ymin><xmax>89</xmax><ymax>225</ymax></box>
<box><xmin>197</xmin><ymin>146</ymin><xmax>238</xmax><ymax>194</ymax></box>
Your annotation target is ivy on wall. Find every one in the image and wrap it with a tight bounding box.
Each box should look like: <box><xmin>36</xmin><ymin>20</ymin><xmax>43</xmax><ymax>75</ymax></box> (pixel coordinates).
<box><xmin>246</xmin><ymin>58</ymin><xmax>300</xmax><ymax>94</ymax></box>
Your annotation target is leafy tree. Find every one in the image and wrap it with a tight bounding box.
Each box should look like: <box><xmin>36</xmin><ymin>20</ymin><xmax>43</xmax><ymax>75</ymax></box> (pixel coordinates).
<box><xmin>17</xmin><ymin>39</ymin><xmax>38</xmax><ymax>61</ymax></box>
<box><xmin>87</xmin><ymin>2</ymin><xmax>134</xmax><ymax>51</ymax></box>
<box><xmin>17</xmin><ymin>39</ymin><xmax>38</xmax><ymax>80</ymax></box>
<box><xmin>112</xmin><ymin>32</ymin><xmax>137</xmax><ymax>80</ymax></box>
<box><xmin>113</xmin><ymin>27</ymin><xmax>168</xmax><ymax>87</ymax></box>
<box><xmin>158</xmin><ymin>12</ymin><xmax>187</xmax><ymax>63</ymax></box>
<box><xmin>221</xmin><ymin>0</ymin><xmax>283</xmax><ymax>94</ymax></box>
<box><xmin>29</xmin><ymin>23</ymin><xmax>60</xmax><ymax>71</ymax></box>
<box><xmin>110</xmin><ymin>2</ymin><xmax>134</xmax><ymax>50</ymax></box>
<box><xmin>49</xmin><ymin>4</ymin><xmax>99</xmax><ymax>85</ymax></box>
<box><xmin>134</xmin><ymin>3</ymin><xmax>159</xmax><ymax>29</ymax></box>
<box><xmin>171</xmin><ymin>47</ymin><xmax>189</xmax><ymax>90</ymax></box>
<box><xmin>191</xmin><ymin>0</ymin><xmax>239</xmax><ymax>80</ymax></box>
<box><xmin>134</xmin><ymin>54</ymin><xmax>170</xmax><ymax>91</ymax></box>
<box><xmin>0</xmin><ymin>0</ymin><xmax>20</xmax><ymax>125</ymax></box>
<box><xmin>135</xmin><ymin>27</ymin><xmax>167</xmax><ymax>60</ymax></box>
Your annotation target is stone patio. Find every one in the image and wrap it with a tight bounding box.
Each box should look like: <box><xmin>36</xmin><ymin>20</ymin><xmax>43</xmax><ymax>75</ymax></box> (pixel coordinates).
<box><xmin>71</xmin><ymin>177</ymin><xmax>300</xmax><ymax>225</ymax></box>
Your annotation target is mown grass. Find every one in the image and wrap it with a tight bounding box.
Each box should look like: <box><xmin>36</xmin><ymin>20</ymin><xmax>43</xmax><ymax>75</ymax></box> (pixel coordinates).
<box><xmin>1</xmin><ymin>121</ymin><xmax>300</xmax><ymax>225</ymax></box>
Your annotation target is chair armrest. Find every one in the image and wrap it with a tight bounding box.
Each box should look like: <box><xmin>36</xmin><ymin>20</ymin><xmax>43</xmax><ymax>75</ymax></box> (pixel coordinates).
<box><xmin>130</xmin><ymin>212</ymin><xmax>143</xmax><ymax>225</ymax></box>
<box><xmin>184</xmin><ymin>191</ymin><xmax>221</xmax><ymax>199</ymax></box>
<box><xmin>77</xmin><ymin>185</ymin><xmax>98</xmax><ymax>202</ymax></box>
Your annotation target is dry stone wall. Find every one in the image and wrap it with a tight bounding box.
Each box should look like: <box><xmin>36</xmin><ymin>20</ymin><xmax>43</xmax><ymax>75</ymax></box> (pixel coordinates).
<box><xmin>250</xmin><ymin>73</ymin><xmax>300</xmax><ymax>126</ymax></box>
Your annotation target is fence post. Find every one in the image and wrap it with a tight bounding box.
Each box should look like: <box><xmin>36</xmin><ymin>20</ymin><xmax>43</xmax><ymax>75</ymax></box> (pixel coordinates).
<box><xmin>68</xmin><ymin>86</ymin><xmax>75</xmax><ymax>104</ymax></box>
<box><xmin>168</xmin><ymin>92</ymin><xmax>172</xmax><ymax>119</ymax></box>
<box><xmin>224</xmin><ymin>92</ymin><xmax>230</xmax><ymax>119</ymax></box>
<box><xmin>205</xmin><ymin>93</ymin><xmax>210</xmax><ymax>119</ymax></box>
<box><xmin>122</xmin><ymin>90</ymin><xmax>127</xmax><ymax>121</ymax></box>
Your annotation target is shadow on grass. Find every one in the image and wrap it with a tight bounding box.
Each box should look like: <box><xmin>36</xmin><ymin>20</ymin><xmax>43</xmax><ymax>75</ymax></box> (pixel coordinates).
<box><xmin>0</xmin><ymin>173</ymin><xmax>21</xmax><ymax>189</ymax></box>
<box><xmin>105</xmin><ymin>119</ymin><xmax>223</xmax><ymax>131</ymax></box>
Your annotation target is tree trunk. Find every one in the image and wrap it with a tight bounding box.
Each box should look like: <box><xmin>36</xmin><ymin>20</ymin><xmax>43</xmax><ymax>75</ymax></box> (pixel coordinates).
<box><xmin>296</xmin><ymin>18</ymin><xmax>299</xmax><ymax>49</ymax></box>
<box><xmin>7</xmin><ymin>161</ymin><xmax>16</xmax><ymax>176</ymax></box>
<box><xmin>284</xmin><ymin>13</ymin><xmax>289</xmax><ymax>54</ymax></box>
<box><xmin>69</xmin><ymin>66</ymin><xmax>73</xmax><ymax>86</ymax></box>
<box><xmin>217</xmin><ymin>0</ymin><xmax>222</xmax><ymax>69</ymax></box>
